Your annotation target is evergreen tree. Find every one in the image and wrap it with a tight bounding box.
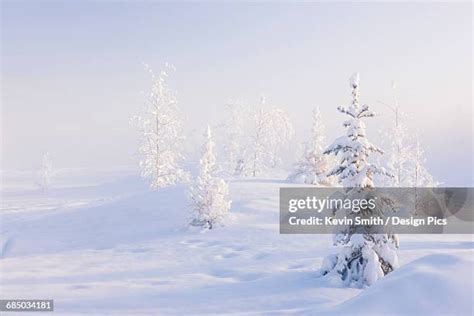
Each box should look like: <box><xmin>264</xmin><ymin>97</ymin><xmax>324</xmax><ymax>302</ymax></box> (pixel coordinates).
<box><xmin>190</xmin><ymin>126</ymin><xmax>231</xmax><ymax>229</ymax></box>
<box><xmin>288</xmin><ymin>107</ymin><xmax>334</xmax><ymax>185</ymax></box>
<box><xmin>320</xmin><ymin>73</ymin><xmax>398</xmax><ymax>286</ymax></box>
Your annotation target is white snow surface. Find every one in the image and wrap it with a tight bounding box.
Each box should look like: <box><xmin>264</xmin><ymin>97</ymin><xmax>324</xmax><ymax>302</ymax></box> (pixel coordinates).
<box><xmin>1</xmin><ymin>168</ymin><xmax>473</xmax><ymax>315</ymax></box>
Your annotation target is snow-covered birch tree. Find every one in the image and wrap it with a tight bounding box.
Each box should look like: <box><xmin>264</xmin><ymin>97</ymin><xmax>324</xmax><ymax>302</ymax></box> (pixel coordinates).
<box><xmin>222</xmin><ymin>99</ymin><xmax>248</xmax><ymax>174</ymax></box>
<box><xmin>408</xmin><ymin>135</ymin><xmax>438</xmax><ymax>187</ymax></box>
<box><xmin>131</xmin><ymin>64</ymin><xmax>189</xmax><ymax>189</ymax></box>
<box><xmin>38</xmin><ymin>152</ymin><xmax>53</xmax><ymax>192</ymax></box>
<box><xmin>267</xmin><ymin>107</ymin><xmax>295</xmax><ymax>168</ymax></box>
<box><xmin>288</xmin><ymin>107</ymin><xmax>334</xmax><ymax>185</ymax></box>
<box><xmin>378</xmin><ymin>82</ymin><xmax>437</xmax><ymax>188</ymax></box>
<box><xmin>378</xmin><ymin>81</ymin><xmax>415</xmax><ymax>187</ymax></box>
<box><xmin>384</xmin><ymin>108</ymin><xmax>411</xmax><ymax>186</ymax></box>
<box><xmin>320</xmin><ymin>73</ymin><xmax>399</xmax><ymax>286</ymax></box>
<box><xmin>247</xmin><ymin>97</ymin><xmax>294</xmax><ymax>177</ymax></box>
<box><xmin>190</xmin><ymin>125</ymin><xmax>231</xmax><ymax>229</ymax></box>
<box><xmin>249</xmin><ymin>107</ymin><xmax>268</xmax><ymax>177</ymax></box>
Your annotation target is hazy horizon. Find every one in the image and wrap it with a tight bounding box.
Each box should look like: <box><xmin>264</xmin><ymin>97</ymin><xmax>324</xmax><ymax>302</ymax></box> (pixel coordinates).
<box><xmin>1</xmin><ymin>2</ymin><xmax>472</xmax><ymax>186</ymax></box>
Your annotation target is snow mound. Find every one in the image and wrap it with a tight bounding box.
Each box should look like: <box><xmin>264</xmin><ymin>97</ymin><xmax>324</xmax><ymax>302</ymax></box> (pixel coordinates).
<box><xmin>329</xmin><ymin>254</ymin><xmax>473</xmax><ymax>315</ymax></box>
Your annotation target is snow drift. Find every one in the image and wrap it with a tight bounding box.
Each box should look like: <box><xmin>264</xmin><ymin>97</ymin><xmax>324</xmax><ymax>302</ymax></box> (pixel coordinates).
<box><xmin>327</xmin><ymin>254</ymin><xmax>473</xmax><ymax>315</ymax></box>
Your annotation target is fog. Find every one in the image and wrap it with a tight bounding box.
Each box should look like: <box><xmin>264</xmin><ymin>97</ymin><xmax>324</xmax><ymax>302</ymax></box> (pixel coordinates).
<box><xmin>1</xmin><ymin>2</ymin><xmax>472</xmax><ymax>186</ymax></box>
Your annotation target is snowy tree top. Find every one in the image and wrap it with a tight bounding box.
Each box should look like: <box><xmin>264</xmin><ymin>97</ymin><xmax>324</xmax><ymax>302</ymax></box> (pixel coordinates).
<box><xmin>325</xmin><ymin>74</ymin><xmax>391</xmax><ymax>188</ymax></box>
<box><xmin>349</xmin><ymin>72</ymin><xmax>360</xmax><ymax>89</ymax></box>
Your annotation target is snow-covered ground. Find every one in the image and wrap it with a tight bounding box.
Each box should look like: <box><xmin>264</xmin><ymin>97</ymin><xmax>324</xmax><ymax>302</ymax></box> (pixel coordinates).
<box><xmin>1</xmin><ymin>169</ymin><xmax>473</xmax><ymax>315</ymax></box>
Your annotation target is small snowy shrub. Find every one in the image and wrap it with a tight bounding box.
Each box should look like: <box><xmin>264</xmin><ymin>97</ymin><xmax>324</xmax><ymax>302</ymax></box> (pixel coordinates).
<box><xmin>190</xmin><ymin>126</ymin><xmax>231</xmax><ymax>230</ymax></box>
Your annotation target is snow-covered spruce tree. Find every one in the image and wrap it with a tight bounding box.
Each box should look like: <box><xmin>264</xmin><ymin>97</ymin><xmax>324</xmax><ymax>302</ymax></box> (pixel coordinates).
<box><xmin>38</xmin><ymin>152</ymin><xmax>53</xmax><ymax>192</ymax></box>
<box><xmin>190</xmin><ymin>126</ymin><xmax>231</xmax><ymax>229</ymax></box>
<box><xmin>247</xmin><ymin>97</ymin><xmax>294</xmax><ymax>177</ymax></box>
<box><xmin>288</xmin><ymin>107</ymin><xmax>334</xmax><ymax>185</ymax></box>
<box><xmin>131</xmin><ymin>64</ymin><xmax>189</xmax><ymax>189</ymax></box>
<box><xmin>320</xmin><ymin>73</ymin><xmax>399</xmax><ymax>286</ymax></box>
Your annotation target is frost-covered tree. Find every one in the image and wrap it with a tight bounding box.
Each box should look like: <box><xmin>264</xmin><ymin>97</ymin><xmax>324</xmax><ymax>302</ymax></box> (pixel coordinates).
<box><xmin>267</xmin><ymin>107</ymin><xmax>295</xmax><ymax>168</ymax></box>
<box><xmin>324</xmin><ymin>74</ymin><xmax>390</xmax><ymax>188</ymax></box>
<box><xmin>249</xmin><ymin>107</ymin><xmax>268</xmax><ymax>177</ymax></box>
<box><xmin>320</xmin><ymin>73</ymin><xmax>398</xmax><ymax>287</ymax></box>
<box><xmin>131</xmin><ymin>64</ymin><xmax>189</xmax><ymax>189</ymax></box>
<box><xmin>38</xmin><ymin>152</ymin><xmax>53</xmax><ymax>192</ymax></box>
<box><xmin>222</xmin><ymin>99</ymin><xmax>248</xmax><ymax>174</ymax></box>
<box><xmin>288</xmin><ymin>107</ymin><xmax>334</xmax><ymax>185</ymax></box>
<box><xmin>190</xmin><ymin>126</ymin><xmax>231</xmax><ymax>229</ymax></box>
<box><xmin>247</xmin><ymin>97</ymin><xmax>294</xmax><ymax>177</ymax></box>
<box><xmin>385</xmin><ymin>111</ymin><xmax>411</xmax><ymax>187</ymax></box>
<box><xmin>378</xmin><ymin>87</ymin><xmax>437</xmax><ymax>188</ymax></box>
<box><xmin>408</xmin><ymin>135</ymin><xmax>438</xmax><ymax>187</ymax></box>
<box><xmin>409</xmin><ymin>136</ymin><xmax>438</xmax><ymax>214</ymax></box>
<box><xmin>384</xmin><ymin>123</ymin><xmax>437</xmax><ymax>188</ymax></box>
<box><xmin>378</xmin><ymin>82</ymin><xmax>417</xmax><ymax>187</ymax></box>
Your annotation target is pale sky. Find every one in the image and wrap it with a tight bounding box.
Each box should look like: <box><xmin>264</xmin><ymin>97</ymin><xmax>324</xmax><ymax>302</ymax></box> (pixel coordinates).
<box><xmin>1</xmin><ymin>2</ymin><xmax>472</xmax><ymax>186</ymax></box>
